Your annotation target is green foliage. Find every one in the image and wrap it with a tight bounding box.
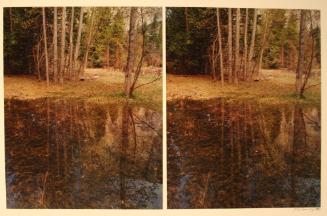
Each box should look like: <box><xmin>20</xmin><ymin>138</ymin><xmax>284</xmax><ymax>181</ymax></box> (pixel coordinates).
<box><xmin>4</xmin><ymin>8</ymin><xmax>43</xmax><ymax>74</ymax></box>
<box><xmin>167</xmin><ymin>7</ymin><xmax>216</xmax><ymax>74</ymax></box>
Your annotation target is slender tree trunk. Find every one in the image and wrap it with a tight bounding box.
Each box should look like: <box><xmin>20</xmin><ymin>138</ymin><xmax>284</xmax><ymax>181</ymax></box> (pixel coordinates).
<box><xmin>243</xmin><ymin>8</ymin><xmax>249</xmax><ymax>80</ymax></box>
<box><xmin>36</xmin><ymin>42</ymin><xmax>41</xmax><ymax>81</ymax></box>
<box><xmin>73</xmin><ymin>7</ymin><xmax>84</xmax><ymax>81</ymax></box>
<box><xmin>234</xmin><ymin>8</ymin><xmax>240</xmax><ymax>84</ymax></box>
<box><xmin>53</xmin><ymin>7</ymin><xmax>58</xmax><ymax>82</ymax></box>
<box><xmin>68</xmin><ymin>7</ymin><xmax>74</xmax><ymax>80</ymax></box>
<box><xmin>210</xmin><ymin>41</ymin><xmax>217</xmax><ymax>80</ymax></box>
<box><xmin>217</xmin><ymin>8</ymin><xmax>224</xmax><ymax>85</ymax></box>
<box><xmin>184</xmin><ymin>8</ymin><xmax>189</xmax><ymax>33</ymax></box>
<box><xmin>42</xmin><ymin>8</ymin><xmax>49</xmax><ymax>86</ymax></box>
<box><xmin>81</xmin><ymin>9</ymin><xmax>95</xmax><ymax>77</ymax></box>
<box><xmin>280</xmin><ymin>10</ymin><xmax>291</xmax><ymax>68</ymax></box>
<box><xmin>9</xmin><ymin>8</ymin><xmax>13</xmax><ymax>33</ymax></box>
<box><xmin>124</xmin><ymin>8</ymin><xmax>138</xmax><ymax>97</ymax></box>
<box><xmin>228</xmin><ymin>8</ymin><xmax>233</xmax><ymax>83</ymax></box>
<box><xmin>59</xmin><ymin>7</ymin><xmax>66</xmax><ymax>84</ymax></box>
<box><xmin>115</xmin><ymin>39</ymin><xmax>121</xmax><ymax>69</ymax></box>
<box><xmin>106</xmin><ymin>41</ymin><xmax>110</xmax><ymax>69</ymax></box>
<box><xmin>248</xmin><ymin>9</ymin><xmax>257</xmax><ymax>80</ymax></box>
<box><xmin>256</xmin><ymin>11</ymin><xmax>270</xmax><ymax>81</ymax></box>
<box><xmin>296</xmin><ymin>10</ymin><xmax>306</xmax><ymax>97</ymax></box>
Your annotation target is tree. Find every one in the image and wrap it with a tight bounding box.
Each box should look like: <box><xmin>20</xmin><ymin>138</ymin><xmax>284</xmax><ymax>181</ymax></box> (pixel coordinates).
<box><xmin>255</xmin><ymin>11</ymin><xmax>270</xmax><ymax>80</ymax></box>
<box><xmin>53</xmin><ymin>7</ymin><xmax>58</xmax><ymax>82</ymax></box>
<box><xmin>42</xmin><ymin>8</ymin><xmax>49</xmax><ymax>86</ymax></box>
<box><xmin>248</xmin><ymin>9</ymin><xmax>257</xmax><ymax>80</ymax></box>
<box><xmin>59</xmin><ymin>7</ymin><xmax>66</xmax><ymax>84</ymax></box>
<box><xmin>228</xmin><ymin>8</ymin><xmax>233</xmax><ymax>82</ymax></box>
<box><xmin>68</xmin><ymin>7</ymin><xmax>74</xmax><ymax>80</ymax></box>
<box><xmin>234</xmin><ymin>8</ymin><xmax>240</xmax><ymax>84</ymax></box>
<box><xmin>81</xmin><ymin>8</ymin><xmax>95</xmax><ymax>77</ymax></box>
<box><xmin>73</xmin><ymin>7</ymin><xmax>84</xmax><ymax>81</ymax></box>
<box><xmin>124</xmin><ymin>7</ymin><xmax>138</xmax><ymax>97</ymax></box>
<box><xmin>243</xmin><ymin>9</ymin><xmax>249</xmax><ymax>80</ymax></box>
<box><xmin>216</xmin><ymin>8</ymin><xmax>224</xmax><ymax>85</ymax></box>
<box><xmin>295</xmin><ymin>10</ymin><xmax>312</xmax><ymax>98</ymax></box>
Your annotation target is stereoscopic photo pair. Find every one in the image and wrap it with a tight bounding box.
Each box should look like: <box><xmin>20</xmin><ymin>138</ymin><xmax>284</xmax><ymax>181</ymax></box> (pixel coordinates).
<box><xmin>3</xmin><ymin>6</ymin><xmax>321</xmax><ymax>209</ymax></box>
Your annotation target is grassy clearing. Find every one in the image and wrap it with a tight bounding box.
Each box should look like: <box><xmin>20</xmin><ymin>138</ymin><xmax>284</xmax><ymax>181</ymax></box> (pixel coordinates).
<box><xmin>4</xmin><ymin>68</ymin><xmax>162</xmax><ymax>111</ymax></box>
<box><xmin>167</xmin><ymin>69</ymin><xmax>320</xmax><ymax>106</ymax></box>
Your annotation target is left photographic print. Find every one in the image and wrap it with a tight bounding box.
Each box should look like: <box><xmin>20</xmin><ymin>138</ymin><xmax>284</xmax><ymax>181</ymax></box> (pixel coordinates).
<box><xmin>4</xmin><ymin>7</ymin><xmax>163</xmax><ymax>209</ymax></box>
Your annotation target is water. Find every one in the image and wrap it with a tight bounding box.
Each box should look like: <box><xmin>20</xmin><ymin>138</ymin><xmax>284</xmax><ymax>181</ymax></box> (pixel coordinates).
<box><xmin>5</xmin><ymin>98</ymin><xmax>162</xmax><ymax>209</ymax></box>
<box><xmin>167</xmin><ymin>98</ymin><xmax>320</xmax><ymax>208</ymax></box>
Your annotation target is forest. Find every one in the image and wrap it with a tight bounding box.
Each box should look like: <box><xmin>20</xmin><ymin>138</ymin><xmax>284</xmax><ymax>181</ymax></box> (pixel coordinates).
<box><xmin>4</xmin><ymin>7</ymin><xmax>163</xmax><ymax>209</ymax></box>
<box><xmin>4</xmin><ymin>7</ymin><xmax>162</xmax><ymax>104</ymax></box>
<box><xmin>167</xmin><ymin>7</ymin><xmax>321</xmax><ymax>208</ymax></box>
<box><xmin>167</xmin><ymin>8</ymin><xmax>320</xmax><ymax>98</ymax></box>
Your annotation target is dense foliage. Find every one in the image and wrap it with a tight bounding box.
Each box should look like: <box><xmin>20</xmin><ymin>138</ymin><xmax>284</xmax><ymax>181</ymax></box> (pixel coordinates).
<box><xmin>166</xmin><ymin>8</ymin><xmax>320</xmax><ymax>77</ymax></box>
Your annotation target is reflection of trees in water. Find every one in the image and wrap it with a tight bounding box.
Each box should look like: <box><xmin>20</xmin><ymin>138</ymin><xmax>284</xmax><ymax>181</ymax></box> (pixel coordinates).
<box><xmin>167</xmin><ymin>99</ymin><xmax>320</xmax><ymax>208</ymax></box>
<box><xmin>5</xmin><ymin>99</ymin><xmax>162</xmax><ymax>209</ymax></box>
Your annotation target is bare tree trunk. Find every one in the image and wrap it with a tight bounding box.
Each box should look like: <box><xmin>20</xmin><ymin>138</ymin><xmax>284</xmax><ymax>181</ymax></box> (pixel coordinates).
<box><xmin>296</xmin><ymin>10</ymin><xmax>306</xmax><ymax>97</ymax></box>
<box><xmin>9</xmin><ymin>8</ymin><xmax>13</xmax><ymax>32</ymax></box>
<box><xmin>234</xmin><ymin>8</ymin><xmax>240</xmax><ymax>84</ymax></box>
<box><xmin>115</xmin><ymin>39</ymin><xmax>121</xmax><ymax>69</ymax></box>
<box><xmin>81</xmin><ymin>9</ymin><xmax>95</xmax><ymax>77</ymax></box>
<box><xmin>42</xmin><ymin>8</ymin><xmax>49</xmax><ymax>86</ymax></box>
<box><xmin>228</xmin><ymin>8</ymin><xmax>233</xmax><ymax>83</ymax></box>
<box><xmin>280</xmin><ymin>10</ymin><xmax>291</xmax><ymax>68</ymax></box>
<box><xmin>73</xmin><ymin>7</ymin><xmax>84</xmax><ymax>81</ymax></box>
<box><xmin>53</xmin><ymin>7</ymin><xmax>58</xmax><ymax>82</ymax></box>
<box><xmin>184</xmin><ymin>7</ymin><xmax>189</xmax><ymax>33</ymax></box>
<box><xmin>124</xmin><ymin>8</ymin><xmax>138</xmax><ymax>97</ymax></box>
<box><xmin>256</xmin><ymin>11</ymin><xmax>270</xmax><ymax>81</ymax></box>
<box><xmin>68</xmin><ymin>7</ymin><xmax>74</xmax><ymax>80</ymax></box>
<box><xmin>59</xmin><ymin>7</ymin><xmax>66</xmax><ymax>84</ymax></box>
<box><xmin>36</xmin><ymin>41</ymin><xmax>41</xmax><ymax>81</ymax></box>
<box><xmin>217</xmin><ymin>8</ymin><xmax>224</xmax><ymax>85</ymax></box>
<box><xmin>210</xmin><ymin>40</ymin><xmax>217</xmax><ymax>80</ymax></box>
<box><xmin>106</xmin><ymin>41</ymin><xmax>110</xmax><ymax>69</ymax></box>
<box><xmin>248</xmin><ymin>9</ymin><xmax>257</xmax><ymax>80</ymax></box>
<box><xmin>243</xmin><ymin>8</ymin><xmax>249</xmax><ymax>80</ymax></box>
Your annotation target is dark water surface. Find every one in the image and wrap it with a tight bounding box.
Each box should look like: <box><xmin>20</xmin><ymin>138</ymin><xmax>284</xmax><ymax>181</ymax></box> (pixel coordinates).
<box><xmin>167</xmin><ymin>99</ymin><xmax>320</xmax><ymax>208</ymax></box>
<box><xmin>5</xmin><ymin>98</ymin><xmax>162</xmax><ymax>209</ymax></box>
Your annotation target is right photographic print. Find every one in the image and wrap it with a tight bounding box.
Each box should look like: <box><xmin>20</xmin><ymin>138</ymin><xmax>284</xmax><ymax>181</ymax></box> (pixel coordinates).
<box><xmin>166</xmin><ymin>7</ymin><xmax>321</xmax><ymax>208</ymax></box>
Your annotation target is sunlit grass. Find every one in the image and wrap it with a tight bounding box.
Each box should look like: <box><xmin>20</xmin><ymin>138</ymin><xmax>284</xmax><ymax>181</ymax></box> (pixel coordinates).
<box><xmin>167</xmin><ymin>69</ymin><xmax>320</xmax><ymax>106</ymax></box>
<box><xmin>4</xmin><ymin>68</ymin><xmax>162</xmax><ymax>111</ymax></box>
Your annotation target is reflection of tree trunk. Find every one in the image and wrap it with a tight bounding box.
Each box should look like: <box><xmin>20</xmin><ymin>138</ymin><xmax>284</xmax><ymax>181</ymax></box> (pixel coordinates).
<box><xmin>129</xmin><ymin>110</ymin><xmax>137</xmax><ymax>163</ymax></box>
<box><xmin>289</xmin><ymin>105</ymin><xmax>307</xmax><ymax>204</ymax></box>
<box><xmin>293</xmin><ymin>105</ymin><xmax>307</xmax><ymax>157</ymax></box>
<box><xmin>257</xmin><ymin>105</ymin><xmax>273</xmax><ymax>159</ymax></box>
<box><xmin>236</xmin><ymin>109</ymin><xmax>241</xmax><ymax>169</ymax></box>
<box><xmin>229</xmin><ymin>110</ymin><xmax>236</xmax><ymax>206</ymax></box>
<box><xmin>200</xmin><ymin>172</ymin><xmax>211</xmax><ymax>208</ymax></box>
<box><xmin>220</xmin><ymin>100</ymin><xmax>225</xmax><ymax>164</ymax></box>
<box><xmin>120</xmin><ymin>104</ymin><xmax>130</xmax><ymax>208</ymax></box>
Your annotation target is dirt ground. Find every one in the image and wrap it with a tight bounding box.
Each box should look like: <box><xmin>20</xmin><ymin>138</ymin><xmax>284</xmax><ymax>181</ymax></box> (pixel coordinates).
<box><xmin>4</xmin><ymin>67</ymin><xmax>162</xmax><ymax>110</ymax></box>
<box><xmin>167</xmin><ymin>69</ymin><xmax>320</xmax><ymax>105</ymax></box>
